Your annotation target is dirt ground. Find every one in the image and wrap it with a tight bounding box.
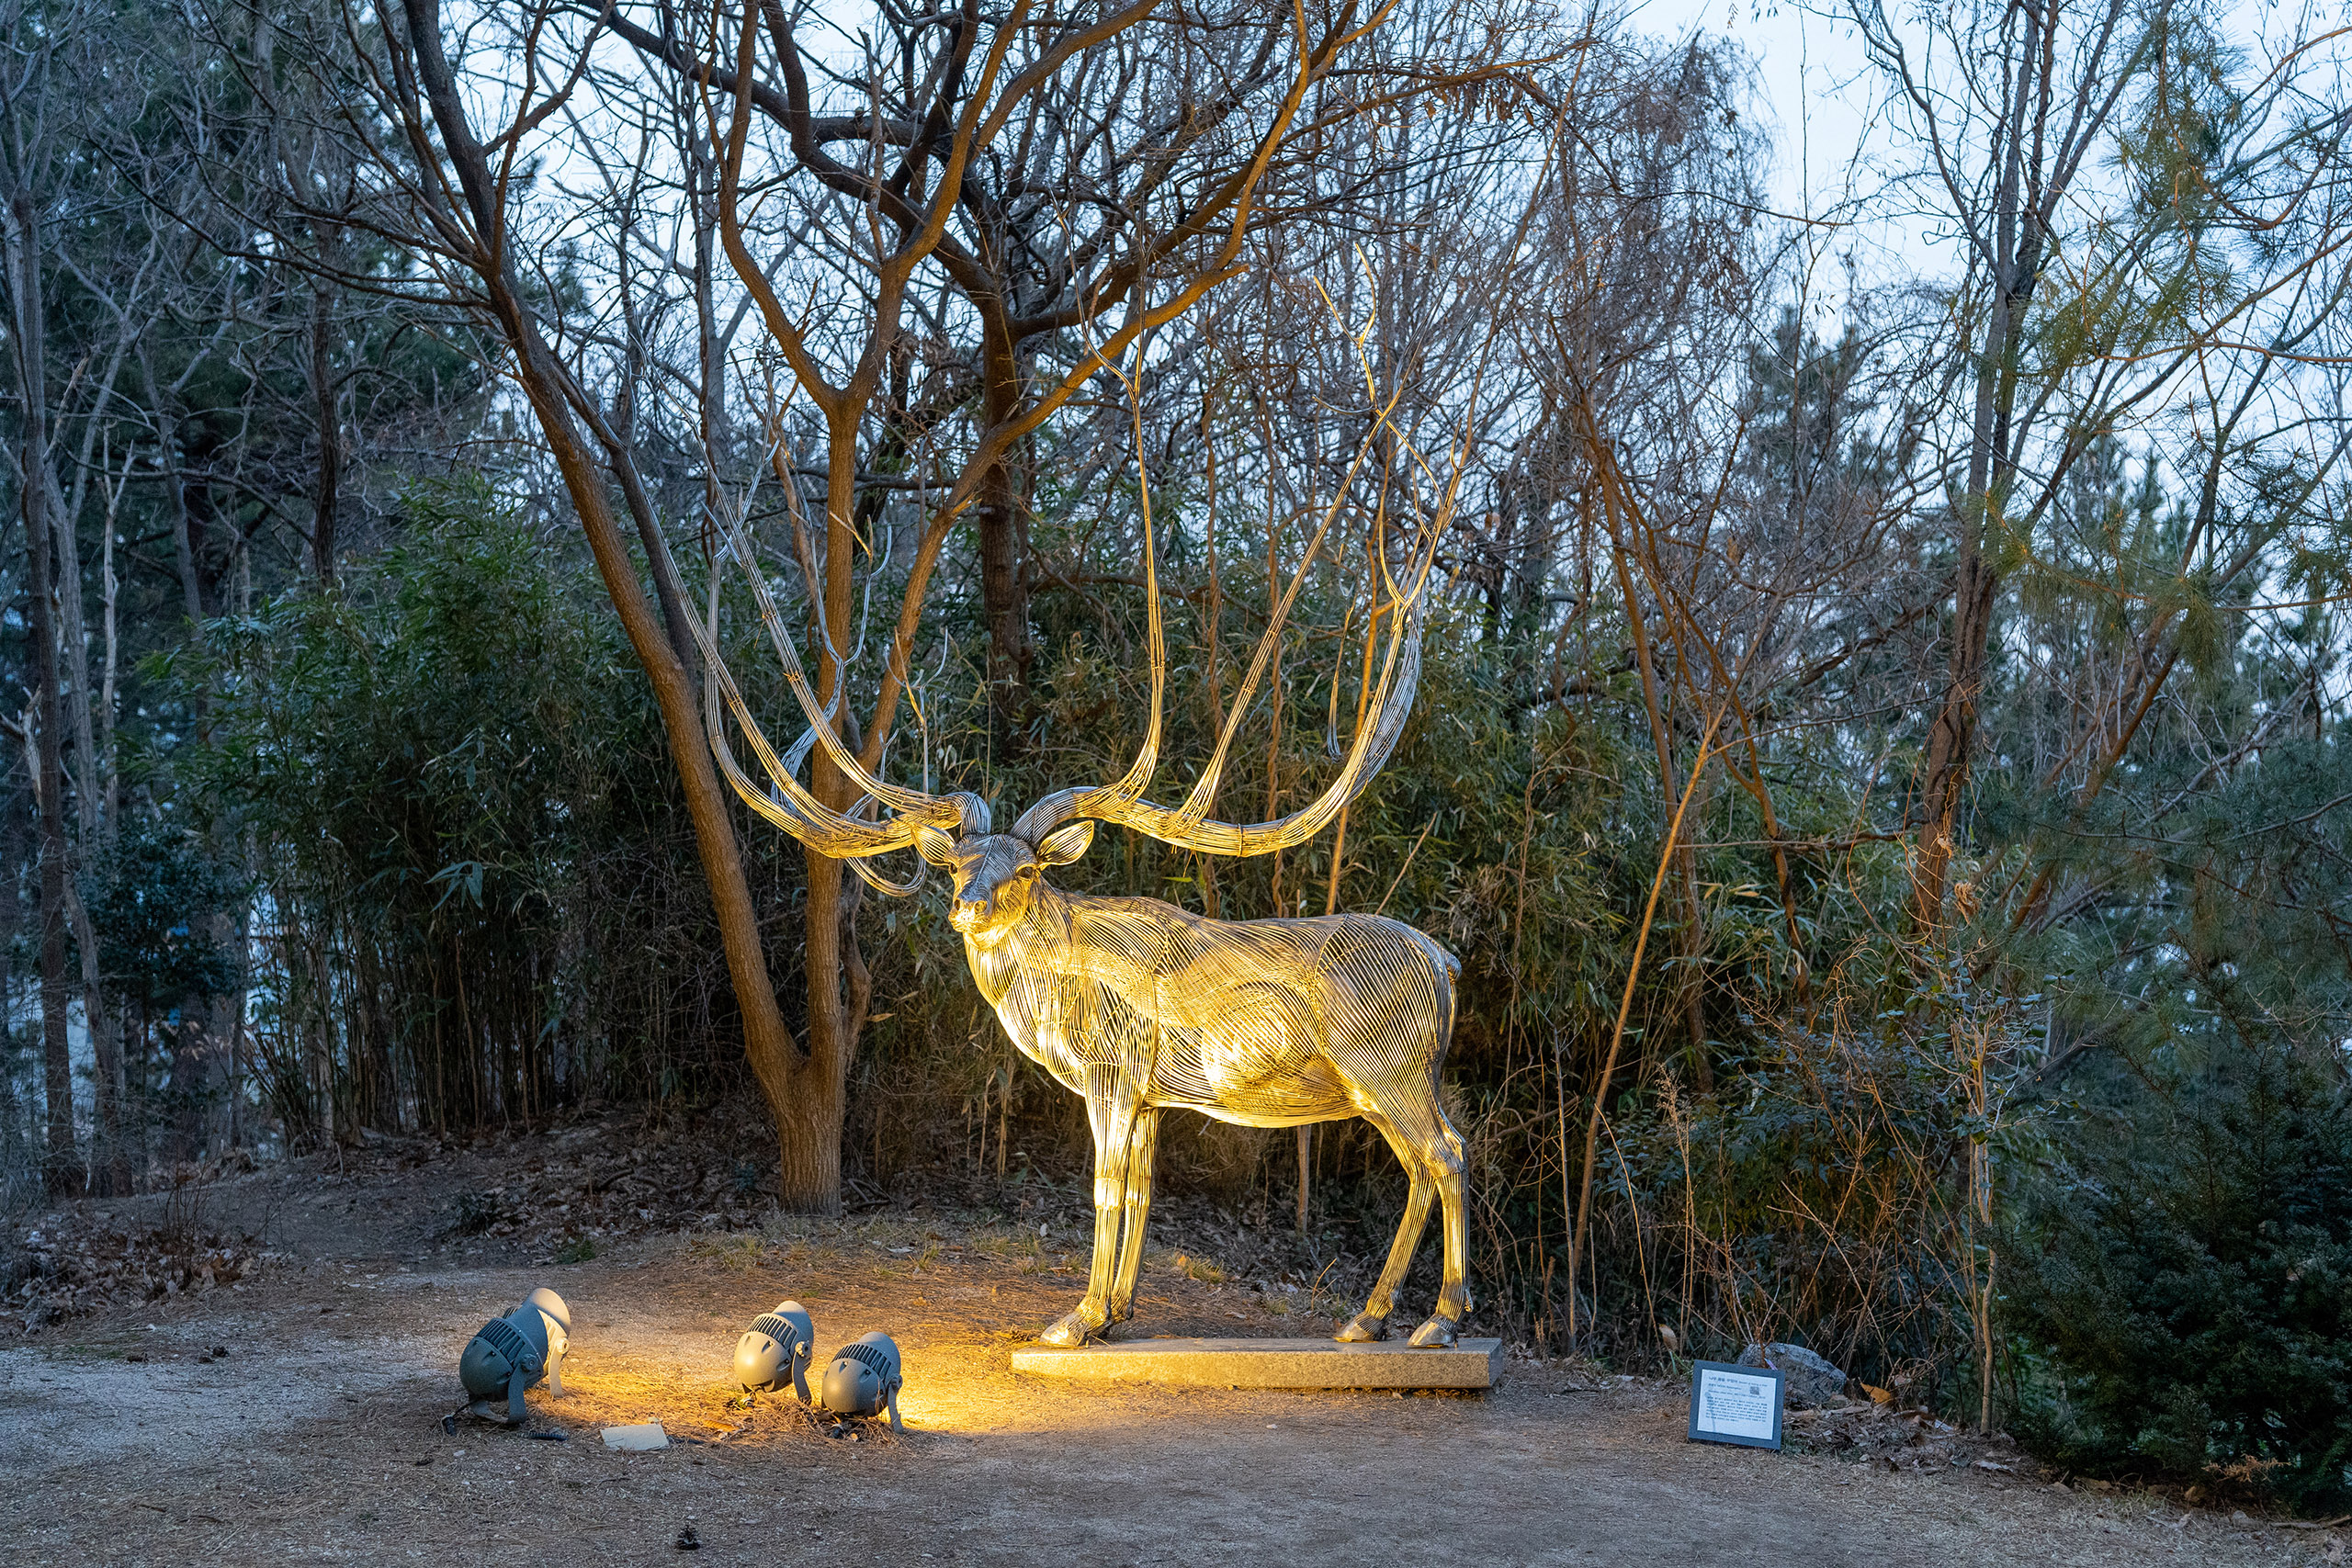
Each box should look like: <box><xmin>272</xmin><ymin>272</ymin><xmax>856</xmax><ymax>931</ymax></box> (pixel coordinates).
<box><xmin>2</xmin><ymin>1124</ymin><xmax>2340</xmax><ymax>1567</ymax></box>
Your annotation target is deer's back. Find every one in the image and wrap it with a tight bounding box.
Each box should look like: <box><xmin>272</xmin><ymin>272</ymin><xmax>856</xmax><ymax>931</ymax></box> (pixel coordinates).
<box><xmin>982</xmin><ymin>892</ymin><xmax>1456</xmax><ymax>1114</ymax></box>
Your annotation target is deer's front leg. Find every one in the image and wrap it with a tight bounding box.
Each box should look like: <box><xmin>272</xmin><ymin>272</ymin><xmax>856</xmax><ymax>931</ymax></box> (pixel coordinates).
<box><xmin>1036</xmin><ymin>1068</ymin><xmax>1138</xmax><ymax>1348</ymax></box>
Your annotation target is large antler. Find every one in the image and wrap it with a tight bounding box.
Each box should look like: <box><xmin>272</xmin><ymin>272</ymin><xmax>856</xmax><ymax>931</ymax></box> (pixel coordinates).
<box><xmin>691</xmin><ymin>519</ymin><xmax>982</xmax><ymax>876</ymax></box>
<box><xmin>1011</xmin><ymin>474</ymin><xmax>1439</xmax><ymax>856</ymax></box>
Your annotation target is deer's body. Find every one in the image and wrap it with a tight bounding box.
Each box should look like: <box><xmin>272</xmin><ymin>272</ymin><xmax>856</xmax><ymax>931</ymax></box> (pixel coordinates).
<box><xmin>967</xmin><ymin>886</ymin><xmax>1455</xmax><ymax>1127</ymax></box>
<box><xmin>939</xmin><ymin>830</ymin><xmax>1471</xmax><ymax>1348</ymax></box>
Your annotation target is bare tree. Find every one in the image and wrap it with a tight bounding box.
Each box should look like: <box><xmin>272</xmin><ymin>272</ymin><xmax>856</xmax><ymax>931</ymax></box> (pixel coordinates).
<box><xmin>1853</xmin><ymin>0</ymin><xmax>2352</xmax><ymax>932</ymax></box>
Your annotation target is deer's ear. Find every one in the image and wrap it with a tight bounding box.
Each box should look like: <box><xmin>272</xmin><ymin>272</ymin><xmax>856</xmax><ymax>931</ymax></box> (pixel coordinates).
<box><xmin>912</xmin><ymin>822</ymin><xmax>959</xmax><ymax>866</ymax></box>
<box><xmin>1034</xmin><ymin>819</ymin><xmax>1096</xmax><ymax>867</ymax></box>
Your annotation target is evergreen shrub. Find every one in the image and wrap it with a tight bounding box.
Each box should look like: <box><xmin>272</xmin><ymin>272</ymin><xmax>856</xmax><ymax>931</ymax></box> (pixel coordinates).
<box><xmin>2005</xmin><ymin>1053</ymin><xmax>2352</xmax><ymax>1513</ymax></box>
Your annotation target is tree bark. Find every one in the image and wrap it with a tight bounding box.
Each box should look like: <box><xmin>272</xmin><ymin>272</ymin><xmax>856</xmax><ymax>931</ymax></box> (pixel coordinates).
<box><xmin>46</xmin><ymin>436</ymin><xmax>124</xmax><ymax>1191</ymax></box>
<box><xmin>64</xmin><ymin>884</ymin><xmax>127</xmax><ymax>1192</ymax></box>
<box><xmin>1905</xmin><ymin>7</ymin><xmax>2047</xmax><ymax>935</ymax></box>
<box><xmin>978</xmin><ymin>333</ymin><xmax>1033</xmax><ymax>739</ymax></box>
<box><xmin>308</xmin><ymin>277</ymin><xmax>341</xmax><ymax>583</ymax></box>
<box><xmin>776</xmin><ymin>419</ymin><xmax>871</xmax><ymax>1215</ymax></box>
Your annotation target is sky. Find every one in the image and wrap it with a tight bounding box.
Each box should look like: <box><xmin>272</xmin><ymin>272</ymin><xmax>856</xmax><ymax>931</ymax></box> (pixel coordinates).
<box><xmin>1630</xmin><ymin>0</ymin><xmax>1881</xmax><ymax>220</ymax></box>
<box><xmin>1612</xmin><ymin>0</ymin><xmax>2352</xmax><ymax>319</ymax></box>
<box><xmin>1611</xmin><ymin>0</ymin><xmax>1935</xmax><ymax>318</ymax></box>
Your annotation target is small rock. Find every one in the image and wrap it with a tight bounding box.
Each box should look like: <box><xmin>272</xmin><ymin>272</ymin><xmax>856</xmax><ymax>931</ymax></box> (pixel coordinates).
<box><xmin>603</xmin><ymin>1421</ymin><xmax>669</xmax><ymax>1452</ymax></box>
<box><xmin>1738</xmin><ymin>1342</ymin><xmax>1846</xmax><ymax>1407</ymax></box>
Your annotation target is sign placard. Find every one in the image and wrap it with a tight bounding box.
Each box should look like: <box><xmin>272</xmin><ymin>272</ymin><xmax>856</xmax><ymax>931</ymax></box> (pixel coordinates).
<box><xmin>1687</xmin><ymin>1359</ymin><xmax>1783</xmax><ymax>1450</ymax></box>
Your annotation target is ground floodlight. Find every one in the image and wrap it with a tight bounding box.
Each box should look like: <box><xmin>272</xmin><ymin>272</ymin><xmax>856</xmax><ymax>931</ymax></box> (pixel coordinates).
<box><xmin>459</xmin><ymin>1287</ymin><xmax>572</xmax><ymax>1425</ymax></box>
<box><xmin>733</xmin><ymin>1300</ymin><xmax>815</xmax><ymax>1402</ymax></box>
<box><xmin>819</xmin><ymin>1331</ymin><xmax>904</xmax><ymax>1432</ymax></box>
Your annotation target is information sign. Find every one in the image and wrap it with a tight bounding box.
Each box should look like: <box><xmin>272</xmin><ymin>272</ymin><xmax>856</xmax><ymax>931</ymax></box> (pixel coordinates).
<box><xmin>1687</xmin><ymin>1359</ymin><xmax>1784</xmax><ymax>1450</ymax></box>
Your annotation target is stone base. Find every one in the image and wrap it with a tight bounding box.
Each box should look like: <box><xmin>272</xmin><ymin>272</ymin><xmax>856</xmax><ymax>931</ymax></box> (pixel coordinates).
<box><xmin>1009</xmin><ymin>1336</ymin><xmax>1504</xmax><ymax>1390</ymax></box>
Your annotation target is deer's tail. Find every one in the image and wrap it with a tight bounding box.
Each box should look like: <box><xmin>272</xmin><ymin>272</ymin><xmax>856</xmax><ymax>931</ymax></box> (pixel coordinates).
<box><xmin>1419</xmin><ymin>933</ymin><xmax>1461</xmax><ymax>1072</ymax></box>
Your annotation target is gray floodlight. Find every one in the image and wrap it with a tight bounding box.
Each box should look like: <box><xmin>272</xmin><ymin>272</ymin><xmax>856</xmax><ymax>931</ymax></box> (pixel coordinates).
<box><xmin>459</xmin><ymin>1287</ymin><xmax>572</xmax><ymax>1425</ymax></box>
<box><xmin>819</xmin><ymin>1330</ymin><xmax>904</xmax><ymax>1432</ymax></box>
<box><xmin>732</xmin><ymin>1300</ymin><xmax>815</xmax><ymax>1402</ymax></box>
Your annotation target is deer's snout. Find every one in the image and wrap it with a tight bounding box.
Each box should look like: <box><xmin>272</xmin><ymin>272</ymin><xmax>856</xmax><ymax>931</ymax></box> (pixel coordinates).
<box><xmin>949</xmin><ymin>877</ymin><xmax>1005</xmax><ymax>932</ymax></box>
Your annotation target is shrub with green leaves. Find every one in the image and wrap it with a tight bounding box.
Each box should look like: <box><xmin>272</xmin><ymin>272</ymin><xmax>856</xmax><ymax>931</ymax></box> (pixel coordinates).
<box><xmin>165</xmin><ymin>480</ymin><xmax>800</xmax><ymax>1144</ymax></box>
<box><xmin>2005</xmin><ymin>1053</ymin><xmax>2352</xmax><ymax>1513</ymax></box>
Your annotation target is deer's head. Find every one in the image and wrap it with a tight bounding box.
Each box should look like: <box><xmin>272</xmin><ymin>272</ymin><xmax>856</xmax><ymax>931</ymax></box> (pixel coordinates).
<box><xmin>913</xmin><ymin>819</ymin><xmax>1095</xmax><ymax>942</ymax></box>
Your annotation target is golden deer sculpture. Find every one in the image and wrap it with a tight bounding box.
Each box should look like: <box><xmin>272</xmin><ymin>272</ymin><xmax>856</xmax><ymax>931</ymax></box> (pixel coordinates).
<box><xmin>690</xmin><ymin>501</ymin><xmax>1469</xmax><ymax>1349</ymax></box>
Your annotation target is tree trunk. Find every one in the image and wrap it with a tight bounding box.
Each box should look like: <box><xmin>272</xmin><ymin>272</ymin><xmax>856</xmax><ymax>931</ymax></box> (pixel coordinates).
<box><xmin>978</xmin><ymin>335</ymin><xmax>1032</xmax><ymax>739</ymax></box>
<box><xmin>11</xmin><ymin>190</ymin><xmax>79</xmax><ymax>1195</ymax></box>
<box><xmin>775</xmin><ymin>422</ymin><xmax>873</xmax><ymax>1215</ymax></box>
<box><xmin>163</xmin><ymin>366</ymin><xmax>242</xmax><ymax>1160</ymax></box>
<box><xmin>1908</xmin><ymin>22</ymin><xmax>2043</xmax><ymax>935</ymax></box>
<box><xmin>308</xmin><ymin>278</ymin><xmax>341</xmax><ymax>584</ymax></box>
<box><xmin>1910</xmin><ymin>525</ymin><xmax>1999</xmax><ymax>931</ymax></box>
<box><xmin>787</xmin><ymin>851</ymin><xmax>850</xmax><ymax>1210</ymax></box>
<box><xmin>1910</xmin><ymin>299</ymin><xmax>2012</xmax><ymax>932</ymax></box>
<box><xmin>0</xmin><ymin>819</ymin><xmax>19</xmax><ymax>1183</ymax></box>
<box><xmin>63</xmin><ymin>885</ymin><xmax>128</xmax><ymax>1192</ymax></box>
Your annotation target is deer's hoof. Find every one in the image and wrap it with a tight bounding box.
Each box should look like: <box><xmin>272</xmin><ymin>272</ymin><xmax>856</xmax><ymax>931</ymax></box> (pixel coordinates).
<box><xmin>1334</xmin><ymin>1311</ymin><xmax>1389</xmax><ymax>1343</ymax></box>
<box><xmin>1037</xmin><ymin>1308</ymin><xmax>1107</xmax><ymax>1348</ymax></box>
<box><xmin>1406</xmin><ymin>1314</ymin><xmax>1459</xmax><ymax>1348</ymax></box>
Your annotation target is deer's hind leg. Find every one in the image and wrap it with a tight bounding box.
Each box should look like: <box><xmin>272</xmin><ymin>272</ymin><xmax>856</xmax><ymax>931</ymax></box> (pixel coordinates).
<box><xmin>1108</xmin><ymin>1107</ymin><xmax>1159</xmax><ymax>1323</ymax></box>
<box><xmin>1334</xmin><ymin>1112</ymin><xmax>1437</xmax><ymax>1343</ymax></box>
<box><xmin>1406</xmin><ymin>1103</ymin><xmax>1471</xmax><ymax>1348</ymax></box>
<box><xmin>1348</xmin><ymin>1086</ymin><xmax>1472</xmax><ymax>1348</ymax></box>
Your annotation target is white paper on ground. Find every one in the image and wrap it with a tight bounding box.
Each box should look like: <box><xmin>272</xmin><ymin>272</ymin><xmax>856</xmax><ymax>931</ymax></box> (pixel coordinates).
<box><xmin>1694</xmin><ymin>1369</ymin><xmax>1778</xmax><ymax>1441</ymax></box>
<box><xmin>601</xmin><ymin>1421</ymin><xmax>669</xmax><ymax>1451</ymax></box>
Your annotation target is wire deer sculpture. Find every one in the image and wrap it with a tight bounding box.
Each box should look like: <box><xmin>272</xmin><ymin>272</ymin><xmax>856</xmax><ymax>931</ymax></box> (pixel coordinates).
<box><xmin>692</xmin><ymin>476</ymin><xmax>1469</xmax><ymax>1349</ymax></box>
